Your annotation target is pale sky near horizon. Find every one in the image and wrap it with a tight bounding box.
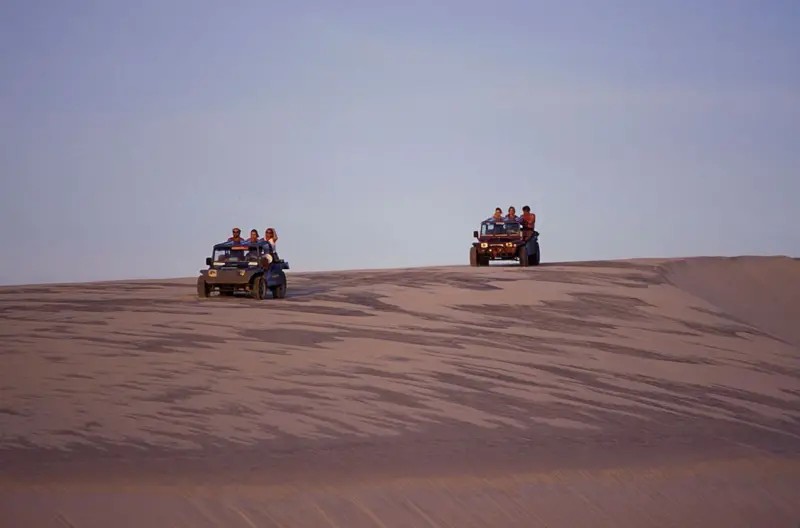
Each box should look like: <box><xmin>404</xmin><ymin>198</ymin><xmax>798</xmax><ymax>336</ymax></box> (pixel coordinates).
<box><xmin>1</xmin><ymin>0</ymin><xmax>798</xmax><ymax>285</ymax></box>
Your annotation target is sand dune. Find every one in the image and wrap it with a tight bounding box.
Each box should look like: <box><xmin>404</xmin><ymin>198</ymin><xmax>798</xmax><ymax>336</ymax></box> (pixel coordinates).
<box><xmin>0</xmin><ymin>256</ymin><xmax>798</xmax><ymax>527</ymax></box>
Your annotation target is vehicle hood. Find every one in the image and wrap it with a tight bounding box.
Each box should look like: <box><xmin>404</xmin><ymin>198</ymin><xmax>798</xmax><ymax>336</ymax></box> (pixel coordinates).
<box><xmin>477</xmin><ymin>236</ymin><xmax>523</xmax><ymax>245</ymax></box>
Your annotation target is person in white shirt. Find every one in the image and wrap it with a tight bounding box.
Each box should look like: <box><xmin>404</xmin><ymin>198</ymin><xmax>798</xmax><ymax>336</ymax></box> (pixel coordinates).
<box><xmin>261</xmin><ymin>227</ymin><xmax>278</xmax><ymax>251</ymax></box>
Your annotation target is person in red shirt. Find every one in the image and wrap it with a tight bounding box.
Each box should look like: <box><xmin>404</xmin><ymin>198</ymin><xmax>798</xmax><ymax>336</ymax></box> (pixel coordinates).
<box><xmin>520</xmin><ymin>204</ymin><xmax>539</xmax><ymax>264</ymax></box>
<box><xmin>520</xmin><ymin>205</ymin><xmax>536</xmax><ymax>233</ymax></box>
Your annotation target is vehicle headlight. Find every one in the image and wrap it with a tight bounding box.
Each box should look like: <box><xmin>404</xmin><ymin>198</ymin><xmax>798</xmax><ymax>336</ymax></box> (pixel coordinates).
<box><xmin>208</xmin><ymin>270</ymin><xmax>217</xmax><ymax>277</ymax></box>
<box><xmin>248</xmin><ymin>261</ymin><xmax>258</xmax><ymax>266</ymax></box>
<box><xmin>505</xmin><ymin>242</ymin><xmax>514</xmax><ymax>247</ymax></box>
<box><xmin>480</xmin><ymin>242</ymin><xmax>488</xmax><ymax>248</ymax></box>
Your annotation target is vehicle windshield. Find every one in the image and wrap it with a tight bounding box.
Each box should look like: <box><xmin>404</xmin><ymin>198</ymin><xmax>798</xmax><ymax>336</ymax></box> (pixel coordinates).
<box><xmin>481</xmin><ymin>221</ymin><xmax>521</xmax><ymax>236</ymax></box>
<box><xmin>212</xmin><ymin>244</ymin><xmax>268</xmax><ymax>264</ymax></box>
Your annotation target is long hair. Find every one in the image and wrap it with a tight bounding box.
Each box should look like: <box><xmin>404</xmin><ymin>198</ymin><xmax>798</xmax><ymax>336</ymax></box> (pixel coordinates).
<box><xmin>265</xmin><ymin>227</ymin><xmax>278</xmax><ymax>242</ymax></box>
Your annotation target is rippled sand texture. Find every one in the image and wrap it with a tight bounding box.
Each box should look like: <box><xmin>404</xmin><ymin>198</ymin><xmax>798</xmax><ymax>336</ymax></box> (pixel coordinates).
<box><xmin>1</xmin><ymin>256</ymin><xmax>799</xmax><ymax>527</ymax></box>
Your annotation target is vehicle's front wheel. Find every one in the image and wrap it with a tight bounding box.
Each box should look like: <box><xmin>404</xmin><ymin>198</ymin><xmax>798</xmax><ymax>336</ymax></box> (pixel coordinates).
<box><xmin>252</xmin><ymin>276</ymin><xmax>267</xmax><ymax>300</ymax></box>
<box><xmin>197</xmin><ymin>278</ymin><xmax>211</xmax><ymax>298</ymax></box>
<box><xmin>532</xmin><ymin>243</ymin><xmax>541</xmax><ymax>266</ymax></box>
<box><xmin>469</xmin><ymin>246</ymin><xmax>478</xmax><ymax>267</ymax></box>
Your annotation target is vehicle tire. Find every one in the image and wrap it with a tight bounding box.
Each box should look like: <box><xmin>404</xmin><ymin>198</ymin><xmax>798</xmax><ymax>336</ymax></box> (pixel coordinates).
<box><xmin>271</xmin><ymin>280</ymin><xmax>287</xmax><ymax>299</ymax></box>
<box><xmin>532</xmin><ymin>243</ymin><xmax>541</xmax><ymax>266</ymax></box>
<box><xmin>519</xmin><ymin>247</ymin><xmax>529</xmax><ymax>267</ymax></box>
<box><xmin>252</xmin><ymin>276</ymin><xmax>267</xmax><ymax>300</ymax></box>
<box><xmin>197</xmin><ymin>278</ymin><xmax>211</xmax><ymax>298</ymax></box>
<box><xmin>469</xmin><ymin>246</ymin><xmax>478</xmax><ymax>267</ymax></box>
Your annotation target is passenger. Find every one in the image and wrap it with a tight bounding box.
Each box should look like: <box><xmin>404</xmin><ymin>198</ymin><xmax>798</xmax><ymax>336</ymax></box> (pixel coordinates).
<box><xmin>520</xmin><ymin>205</ymin><xmax>536</xmax><ymax>233</ymax></box>
<box><xmin>262</xmin><ymin>227</ymin><xmax>278</xmax><ymax>250</ymax></box>
<box><xmin>505</xmin><ymin>206</ymin><xmax>519</xmax><ymax>223</ymax></box>
<box><xmin>486</xmin><ymin>207</ymin><xmax>503</xmax><ymax>222</ymax></box>
<box><xmin>242</xmin><ymin>229</ymin><xmax>260</xmax><ymax>259</ymax></box>
<box><xmin>520</xmin><ymin>204</ymin><xmax>538</xmax><ymax>259</ymax></box>
<box><xmin>227</xmin><ymin>227</ymin><xmax>245</xmax><ymax>244</ymax></box>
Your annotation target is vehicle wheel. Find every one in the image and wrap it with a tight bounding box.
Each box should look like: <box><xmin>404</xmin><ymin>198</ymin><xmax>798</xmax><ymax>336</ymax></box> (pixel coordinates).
<box><xmin>532</xmin><ymin>244</ymin><xmax>541</xmax><ymax>266</ymax></box>
<box><xmin>519</xmin><ymin>247</ymin><xmax>529</xmax><ymax>267</ymax></box>
<box><xmin>271</xmin><ymin>280</ymin><xmax>287</xmax><ymax>299</ymax></box>
<box><xmin>252</xmin><ymin>276</ymin><xmax>267</xmax><ymax>300</ymax></box>
<box><xmin>469</xmin><ymin>246</ymin><xmax>478</xmax><ymax>267</ymax></box>
<box><xmin>197</xmin><ymin>278</ymin><xmax>211</xmax><ymax>298</ymax></box>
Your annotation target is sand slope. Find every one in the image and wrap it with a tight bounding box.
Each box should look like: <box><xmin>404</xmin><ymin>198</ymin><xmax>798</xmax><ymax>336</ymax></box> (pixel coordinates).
<box><xmin>0</xmin><ymin>256</ymin><xmax>798</xmax><ymax>527</ymax></box>
<box><xmin>665</xmin><ymin>255</ymin><xmax>800</xmax><ymax>347</ymax></box>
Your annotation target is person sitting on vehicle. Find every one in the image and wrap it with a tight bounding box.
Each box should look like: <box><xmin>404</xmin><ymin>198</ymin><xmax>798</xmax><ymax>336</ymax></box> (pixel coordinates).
<box><xmin>261</xmin><ymin>227</ymin><xmax>278</xmax><ymax>250</ymax></box>
<box><xmin>241</xmin><ymin>229</ymin><xmax>260</xmax><ymax>258</ymax></box>
<box><xmin>227</xmin><ymin>227</ymin><xmax>245</xmax><ymax>244</ymax></box>
<box><xmin>520</xmin><ymin>205</ymin><xmax>536</xmax><ymax>235</ymax></box>
<box><xmin>257</xmin><ymin>228</ymin><xmax>279</xmax><ymax>263</ymax></box>
<box><xmin>485</xmin><ymin>207</ymin><xmax>503</xmax><ymax>222</ymax></box>
<box><xmin>505</xmin><ymin>206</ymin><xmax>520</xmax><ymax>223</ymax></box>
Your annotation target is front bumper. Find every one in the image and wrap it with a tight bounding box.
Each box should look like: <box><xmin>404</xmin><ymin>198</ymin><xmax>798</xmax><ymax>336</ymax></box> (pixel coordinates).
<box><xmin>201</xmin><ymin>268</ymin><xmax>253</xmax><ymax>285</ymax></box>
<box><xmin>477</xmin><ymin>243</ymin><xmax>519</xmax><ymax>259</ymax></box>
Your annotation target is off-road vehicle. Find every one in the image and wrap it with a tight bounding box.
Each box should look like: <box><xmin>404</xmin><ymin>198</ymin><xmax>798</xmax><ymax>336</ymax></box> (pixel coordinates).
<box><xmin>197</xmin><ymin>240</ymin><xmax>289</xmax><ymax>299</ymax></box>
<box><xmin>470</xmin><ymin>220</ymin><xmax>540</xmax><ymax>267</ymax></box>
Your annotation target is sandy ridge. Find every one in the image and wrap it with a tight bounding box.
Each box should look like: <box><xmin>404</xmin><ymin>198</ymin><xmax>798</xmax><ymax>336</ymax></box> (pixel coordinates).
<box><xmin>0</xmin><ymin>256</ymin><xmax>798</xmax><ymax>526</ymax></box>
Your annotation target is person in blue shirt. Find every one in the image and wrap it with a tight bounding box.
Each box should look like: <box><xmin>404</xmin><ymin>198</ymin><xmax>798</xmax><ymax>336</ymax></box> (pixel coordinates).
<box><xmin>227</xmin><ymin>227</ymin><xmax>246</xmax><ymax>244</ymax></box>
<box><xmin>505</xmin><ymin>206</ymin><xmax>520</xmax><ymax>223</ymax></box>
<box><xmin>484</xmin><ymin>207</ymin><xmax>503</xmax><ymax>222</ymax></box>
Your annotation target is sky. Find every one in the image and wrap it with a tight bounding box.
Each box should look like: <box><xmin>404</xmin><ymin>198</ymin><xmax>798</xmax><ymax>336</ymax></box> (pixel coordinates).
<box><xmin>1</xmin><ymin>0</ymin><xmax>798</xmax><ymax>285</ymax></box>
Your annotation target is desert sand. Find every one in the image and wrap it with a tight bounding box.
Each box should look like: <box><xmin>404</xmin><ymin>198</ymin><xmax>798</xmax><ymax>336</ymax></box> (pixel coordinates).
<box><xmin>1</xmin><ymin>256</ymin><xmax>798</xmax><ymax>527</ymax></box>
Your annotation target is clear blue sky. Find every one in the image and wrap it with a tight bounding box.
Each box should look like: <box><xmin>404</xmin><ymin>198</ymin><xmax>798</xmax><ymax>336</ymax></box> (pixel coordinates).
<box><xmin>1</xmin><ymin>0</ymin><xmax>798</xmax><ymax>285</ymax></box>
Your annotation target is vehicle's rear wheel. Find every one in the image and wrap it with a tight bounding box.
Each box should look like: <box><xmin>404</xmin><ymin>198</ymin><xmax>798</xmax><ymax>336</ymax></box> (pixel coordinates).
<box><xmin>197</xmin><ymin>278</ymin><xmax>211</xmax><ymax>298</ymax></box>
<box><xmin>271</xmin><ymin>280</ymin><xmax>287</xmax><ymax>299</ymax></box>
<box><xmin>469</xmin><ymin>246</ymin><xmax>478</xmax><ymax>267</ymax></box>
<box><xmin>532</xmin><ymin>244</ymin><xmax>541</xmax><ymax>266</ymax></box>
<box><xmin>519</xmin><ymin>247</ymin><xmax>529</xmax><ymax>267</ymax></box>
<box><xmin>252</xmin><ymin>276</ymin><xmax>267</xmax><ymax>300</ymax></box>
